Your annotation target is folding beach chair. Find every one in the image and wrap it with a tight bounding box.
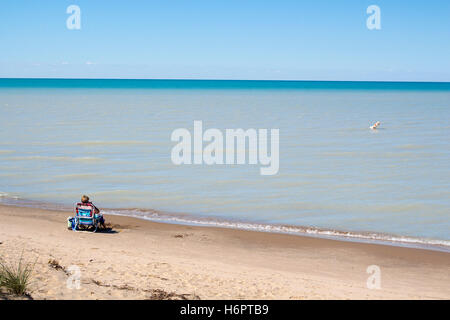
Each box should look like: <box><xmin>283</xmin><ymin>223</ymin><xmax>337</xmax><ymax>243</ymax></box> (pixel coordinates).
<box><xmin>72</xmin><ymin>202</ymin><xmax>100</xmax><ymax>232</ymax></box>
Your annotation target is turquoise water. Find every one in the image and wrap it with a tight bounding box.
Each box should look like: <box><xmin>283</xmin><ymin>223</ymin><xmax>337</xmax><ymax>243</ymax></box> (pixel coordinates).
<box><xmin>1</xmin><ymin>78</ymin><xmax>450</xmax><ymax>90</ymax></box>
<box><xmin>0</xmin><ymin>79</ymin><xmax>449</xmax><ymax>248</ymax></box>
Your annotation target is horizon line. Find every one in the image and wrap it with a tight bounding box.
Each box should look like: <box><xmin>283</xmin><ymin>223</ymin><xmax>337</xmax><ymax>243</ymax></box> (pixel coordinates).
<box><xmin>1</xmin><ymin>77</ymin><xmax>450</xmax><ymax>84</ymax></box>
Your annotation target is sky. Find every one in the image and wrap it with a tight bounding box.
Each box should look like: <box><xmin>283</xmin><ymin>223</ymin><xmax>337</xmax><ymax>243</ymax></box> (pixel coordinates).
<box><xmin>0</xmin><ymin>0</ymin><xmax>449</xmax><ymax>81</ymax></box>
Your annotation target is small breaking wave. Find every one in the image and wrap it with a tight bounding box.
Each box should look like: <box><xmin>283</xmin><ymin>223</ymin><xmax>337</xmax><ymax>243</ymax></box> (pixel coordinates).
<box><xmin>0</xmin><ymin>192</ymin><xmax>19</xmax><ymax>200</ymax></box>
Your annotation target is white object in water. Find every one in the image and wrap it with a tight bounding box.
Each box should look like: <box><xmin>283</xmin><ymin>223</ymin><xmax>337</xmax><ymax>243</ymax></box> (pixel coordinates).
<box><xmin>370</xmin><ymin>121</ymin><xmax>381</xmax><ymax>129</ymax></box>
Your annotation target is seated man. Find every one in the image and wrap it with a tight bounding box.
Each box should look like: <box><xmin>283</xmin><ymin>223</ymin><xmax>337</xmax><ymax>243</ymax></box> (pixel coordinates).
<box><xmin>77</xmin><ymin>195</ymin><xmax>106</xmax><ymax>228</ymax></box>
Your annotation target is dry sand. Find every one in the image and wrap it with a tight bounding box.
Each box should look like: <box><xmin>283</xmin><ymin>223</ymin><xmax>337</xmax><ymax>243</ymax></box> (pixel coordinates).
<box><xmin>0</xmin><ymin>204</ymin><xmax>449</xmax><ymax>300</ymax></box>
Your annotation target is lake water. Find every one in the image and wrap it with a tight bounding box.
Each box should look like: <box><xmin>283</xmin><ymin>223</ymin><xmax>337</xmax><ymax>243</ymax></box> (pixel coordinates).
<box><xmin>1</xmin><ymin>79</ymin><xmax>449</xmax><ymax>249</ymax></box>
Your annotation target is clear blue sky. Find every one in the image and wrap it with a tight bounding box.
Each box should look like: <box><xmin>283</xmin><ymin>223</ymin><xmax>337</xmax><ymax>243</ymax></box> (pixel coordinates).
<box><xmin>1</xmin><ymin>0</ymin><xmax>449</xmax><ymax>81</ymax></box>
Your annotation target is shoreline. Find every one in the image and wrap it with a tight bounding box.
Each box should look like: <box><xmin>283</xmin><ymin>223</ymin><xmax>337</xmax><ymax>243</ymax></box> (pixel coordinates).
<box><xmin>103</xmin><ymin>209</ymin><xmax>450</xmax><ymax>253</ymax></box>
<box><xmin>0</xmin><ymin>204</ymin><xmax>449</xmax><ymax>299</ymax></box>
<box><xmin>1</xmin><ymin>195</ymin><xmax>449</xmax><ymax>253</ymax></box>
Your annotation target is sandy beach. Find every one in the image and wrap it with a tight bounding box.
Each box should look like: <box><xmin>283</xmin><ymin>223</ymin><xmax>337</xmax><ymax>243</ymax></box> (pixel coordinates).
<box><xmin>0</xmin><ymin>204</ymin><xmax>449</xmax><ymax>300</ymax></box>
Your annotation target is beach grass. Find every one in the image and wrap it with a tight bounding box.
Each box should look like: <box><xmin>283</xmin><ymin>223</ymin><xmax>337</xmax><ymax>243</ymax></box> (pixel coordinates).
<box><xmin>0</xmin><ymin>253</ymin><xmax>35</xmax><ymax>296</ymax></box>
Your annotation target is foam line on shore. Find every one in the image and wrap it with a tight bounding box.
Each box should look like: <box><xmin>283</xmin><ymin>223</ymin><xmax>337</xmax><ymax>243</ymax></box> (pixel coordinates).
<box><xmin>103</xmin><ymin>208</ymin><xmax>450</xmax><ymax>252</ymax></box>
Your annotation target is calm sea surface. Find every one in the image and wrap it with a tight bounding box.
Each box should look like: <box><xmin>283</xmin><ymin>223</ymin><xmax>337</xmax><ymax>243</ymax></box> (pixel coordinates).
<box><xmin>1</xmin><ymin>79</ymin><xmax>449</xmax><ymax>248</ymax></box>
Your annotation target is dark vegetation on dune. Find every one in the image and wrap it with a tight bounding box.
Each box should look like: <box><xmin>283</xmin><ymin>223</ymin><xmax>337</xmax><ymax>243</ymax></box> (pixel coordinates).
<box><xmin>0</xmin><ymin>253</ymin><xmax>35</xmax><ymax>299</ymax></box>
